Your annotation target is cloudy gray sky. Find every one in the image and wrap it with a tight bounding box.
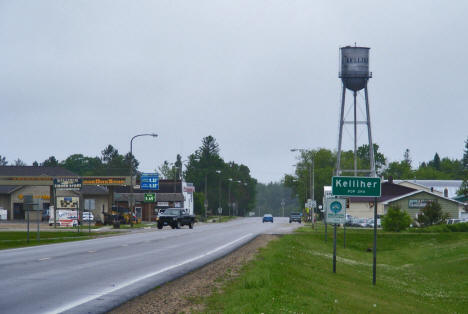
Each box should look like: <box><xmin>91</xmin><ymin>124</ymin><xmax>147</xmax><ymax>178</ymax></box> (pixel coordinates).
<box><xmin>1</xmin><ymin>1</ymin><xmax>467</xmax><ymax>183</ymax></box>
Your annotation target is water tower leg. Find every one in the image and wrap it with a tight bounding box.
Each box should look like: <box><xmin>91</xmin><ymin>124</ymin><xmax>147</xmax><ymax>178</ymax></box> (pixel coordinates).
<box><xmin>364</xmin><ymin>83</ymin><xmax>376</xmax><ymax>177</ymax></box>
<box><xmin>353</xmin><ymin>91</ymin><xmax>358</xmax><ymax>177</ymax></box>
<box><xmin>336</xmin><ymin>84</ymin><xmax>346</xmax><ymax>176</ymax></box>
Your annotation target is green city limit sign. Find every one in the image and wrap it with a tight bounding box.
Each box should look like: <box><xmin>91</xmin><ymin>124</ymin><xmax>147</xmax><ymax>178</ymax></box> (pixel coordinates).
<box><xmin>332</xmin><ymin>176</ymin><xmax>381</xmax><ymax>197</ymax></box>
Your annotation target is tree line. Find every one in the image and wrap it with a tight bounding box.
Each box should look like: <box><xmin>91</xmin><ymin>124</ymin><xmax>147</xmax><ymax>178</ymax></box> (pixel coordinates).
<box><xmin>0</xmin><ymin>136</ymin><xmax>257</xmax><ymax>217</ymax></box>
<box><xmin>0</xmin><ymin>145</ymin><xmax>138</xmax><ymax>176</ymax></box>
<box><xmin>284</xmin><ymin>137</ymin><xmax>468</xmax><ymax>210</ymax></box>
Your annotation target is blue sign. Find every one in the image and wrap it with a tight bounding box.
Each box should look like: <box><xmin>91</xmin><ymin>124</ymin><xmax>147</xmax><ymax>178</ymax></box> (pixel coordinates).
<box><xmin>330</xmin><ymin>201</ymin><xmax>343</xmax><ymax>214</ymax></box>
<box><xmin>140</xmin><ymin>173</ymin><xmax>159</xmax><ymax>190</ymax></box>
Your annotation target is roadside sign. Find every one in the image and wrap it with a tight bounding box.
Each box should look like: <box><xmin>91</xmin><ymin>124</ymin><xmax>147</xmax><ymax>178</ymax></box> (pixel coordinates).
<box><xmin>326</xmin><ymin>198</ymin><xmax>346</xmax><ymax>224</ymax></box>
<box><xmin>332</xmin><ymin>176</ymin><xmax>381</xmax><ymax>197</ymax></box>
<box><xmin>54</xmin><ymin>178</ymin><xmax>82</xmax><ymax>191</ymax></box>
<box><xmin>141</xmin><ymin>173</ymin><xmax>159</xmax><ymax>190</ymax></box>
<box><xmin>144</xmin><ymin>193</ymin><xmax>156</xmax><ymax>203</ymax></box>
<box><xmin>218</xmin><ymin>207</ymin><xmax>222</xmax><ymax>214</ymax></box>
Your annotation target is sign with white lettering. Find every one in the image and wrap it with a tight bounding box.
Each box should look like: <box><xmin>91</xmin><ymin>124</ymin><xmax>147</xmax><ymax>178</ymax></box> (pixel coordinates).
<box><xmin>332</xmin><ymin>176</ymin><xmax>381</xmax><ymax>197</ymax></box>
<box><xmin>408</xmin><ymin>199</ymin><xmax>434</xmax><ymax>208</ymax></box>
<box><xmin>141</xmin><ymin>173</ymin><xmax>159</xmax><ymax>190</ymax></box>
<box><xmin>54</xmin><ymin>178</ymin><xmax>82</xmax><ymax>191</ymax></box>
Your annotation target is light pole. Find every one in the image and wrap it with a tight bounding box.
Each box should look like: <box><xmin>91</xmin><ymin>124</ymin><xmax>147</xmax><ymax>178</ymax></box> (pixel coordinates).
<box><xmin>130</xmin><ymin>133</ymin><xmax>158</xmax><ymax>227</ymax></box>
<box><xmin>216</xmin><ymin>170</ymin><xmax>222</xmax><ymax>217</ymax></box>
<box><xmin>228</xmin><ymin>178</ymin><xmax>233</xmax><ymax>216</ymax></box>
<box><xmin>291</xmin><ymin>148</ymin><xmax>315</xmax><ymax>227</ymax></box>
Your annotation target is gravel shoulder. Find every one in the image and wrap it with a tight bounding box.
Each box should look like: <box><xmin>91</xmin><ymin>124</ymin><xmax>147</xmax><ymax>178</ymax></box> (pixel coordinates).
<box><xmin>110</xmin><ymin>234</ymin><xmax>279</xmax><ymax>314</ymax></box>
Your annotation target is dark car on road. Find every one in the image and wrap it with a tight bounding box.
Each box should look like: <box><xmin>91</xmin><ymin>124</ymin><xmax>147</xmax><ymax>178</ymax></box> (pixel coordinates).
<box><xmin>262</xmin><ymin>214</ymin><xmax>274</xmax><ymax>223</ymax></box>
<box><xmin>289</xmin><ymin>212</ymin><xmax>301</xmax><ymax>223</ymax></box>
<box><xmin>157</xmin><ymin>208</ymin><xmax>195</xmax><ymax>229</ymax></box>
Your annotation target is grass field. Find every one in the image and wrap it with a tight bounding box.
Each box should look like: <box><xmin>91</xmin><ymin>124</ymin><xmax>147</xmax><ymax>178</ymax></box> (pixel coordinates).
<box><xmin>202</xmin><ymin>224</ymin><xmax>468</xmax><ymax>313</ymax></box>
<box><xmin>0</xmin><ymin>231</ymin><xmax>115</xmax><ymax>250</ymax></box>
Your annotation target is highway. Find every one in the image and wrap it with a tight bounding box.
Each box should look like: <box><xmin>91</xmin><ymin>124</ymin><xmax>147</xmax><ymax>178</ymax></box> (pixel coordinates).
<box><xmin>0</xmin><ymin>217</ymin><xmax>300</xmax><ymax>314</ymax></box>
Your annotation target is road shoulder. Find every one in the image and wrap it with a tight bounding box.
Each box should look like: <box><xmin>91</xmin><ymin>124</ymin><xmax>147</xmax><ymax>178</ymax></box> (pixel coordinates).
<box><xmin>110</xmin><ymin>234</ymin><xmax>279</xmax><ymax>314</ymax></box>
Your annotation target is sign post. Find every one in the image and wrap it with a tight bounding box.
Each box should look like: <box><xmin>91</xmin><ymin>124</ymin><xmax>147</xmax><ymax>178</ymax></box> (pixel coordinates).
<box><xmin>332</xmin><ymin>176</ymin><xmax>381</xmax><ymax>285</ymax></box>
<box><xmin>326</xmin><ymin>198</ymin><xmax>346</xmax><ymax>273</ymax></box>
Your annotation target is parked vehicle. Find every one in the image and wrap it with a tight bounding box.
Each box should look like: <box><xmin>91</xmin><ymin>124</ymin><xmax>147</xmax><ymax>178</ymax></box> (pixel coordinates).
<box><xmin>289</xmin><ymin>212</ymin><xmax>301</xmax><ymax>223</ymax></box>
<box><xmin>262</xmin><ymin>214</ymin><xmax>274</xmax><ymax>223</ymax></box>
<box><xmin>157</xmin><ymin>208</ymin><xmax>195</xmax><ymax>229</ymax></box>
<box><xmin>447</xmin><ymin>219</ymin><xmax>461</xmax><ymax>225</ymax></box>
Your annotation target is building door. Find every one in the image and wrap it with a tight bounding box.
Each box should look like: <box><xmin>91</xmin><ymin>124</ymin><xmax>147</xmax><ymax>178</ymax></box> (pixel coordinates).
<box><xmin>13</xmin><ymin>203</ymin><xmax>24</xmax><ymax>220</ymax></box>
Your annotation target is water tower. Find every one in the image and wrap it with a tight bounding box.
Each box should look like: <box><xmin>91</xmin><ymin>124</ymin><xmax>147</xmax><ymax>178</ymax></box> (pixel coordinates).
<box><xmin>336</xmin><ymin>45</ymin><xmax>376</xmax><ymax>177</ymax></box>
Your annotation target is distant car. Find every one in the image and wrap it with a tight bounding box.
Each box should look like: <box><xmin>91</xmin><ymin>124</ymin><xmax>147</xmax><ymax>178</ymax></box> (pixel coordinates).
<box><xmin>447</xmin><ymin>219</ymin><xmax>461</xmax><ymax>225</ymax></box>
<box><xmin>289</xmin><ymin>212</ymin><xmax>301</xmax><ymax>223</ymax></box>
<box><xmin>356</xmin><ymin>218</ymin><xmax>368</xmax><ymax>228</ymax></box>
<box><xmin>262</xmin><ymin>214</ymin><xmax>273</xmax><ymax>223</ymax></box>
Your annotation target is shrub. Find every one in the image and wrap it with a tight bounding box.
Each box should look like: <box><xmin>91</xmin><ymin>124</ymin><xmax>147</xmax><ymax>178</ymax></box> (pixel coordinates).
<box><xmin>408</xmin><ymin>222</ymin><xmax>468</xmax><ymax>233</ymax></box>
<box><xmin>416</xmin><ymin>201</ymin><xmax>447</xmax><ymax>226</ymax></box>
<box><xmin>382</xmin><ymin>205</ymin><xmax>412</xmax><ymax>232</ymax></box>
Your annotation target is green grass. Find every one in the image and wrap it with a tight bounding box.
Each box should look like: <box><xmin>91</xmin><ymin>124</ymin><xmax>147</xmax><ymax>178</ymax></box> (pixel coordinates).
<box><xmin>118</xmin><ymin>223</ymin><xmax>157</xmax><ymax>229</ymax></box>
<box><xmin>202</xmin><ymin>223</ymin><xmax>468</xmax><ymax>313</ymax></box>
<box><xmin>0</xmin><ymin>231</ymin><xmax>116</xmax><ymax>250</ymax></box>
<box><xmin>199</xmin><ymin>216</ymin><xmax>238</xmax><ymax>223</ymax></box>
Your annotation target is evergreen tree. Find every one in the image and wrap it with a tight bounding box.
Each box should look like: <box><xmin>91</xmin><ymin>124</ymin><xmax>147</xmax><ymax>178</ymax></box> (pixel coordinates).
<box><xmin>0</xmin><ymin>155</ymin><xmax>7</xmax><ymax>166</ymax></box>
<box><xmin>42</xmin><ymin>156</ymin><xmax>59</xmax><ymax>167</ymax></box>
<box><xmin>14</xmin><ymin>159</ymin><xmax>26</xmax><ymax>166</ymax></box>
<box><xmin>457</xmin><ymin>179</ymin><xmax>468</xmax><ymax>197</ymax></box>
<box><xmin>403</xmin><ymin>148</ymin><xmax>411</xmax><ymax>166</ymax></box>
<box><xmin>463</xmin><ymin>137</ymin><xmax>468</xmax><ymax>171</ymax></box>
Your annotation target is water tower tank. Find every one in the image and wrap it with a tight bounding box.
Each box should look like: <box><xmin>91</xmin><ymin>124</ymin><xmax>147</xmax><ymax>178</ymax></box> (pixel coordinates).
<box><xmin>339</xmin><ymin>46</ymin><xmax>371</xmax><ymax>91</ymax></box>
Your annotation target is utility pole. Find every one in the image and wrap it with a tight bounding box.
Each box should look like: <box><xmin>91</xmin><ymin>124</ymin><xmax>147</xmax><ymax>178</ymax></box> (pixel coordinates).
<box><xmin>216</xmin><ymin>170</ymin><xmax>221</xmax><ymax>217</ymax></box>
<box><xmin>228</xmin><ymin>178</ymin><xmax>232</xmax><ymax>216</ymax></box>
<box><xmin>130</xmin><ymin>133</ymin><xmax>158</xmax><ymax>227</ymax></box>
<box><xmin>204</xmin><ymin>173</ymin><xmax>208</xmax><ymax>220</ymax></box>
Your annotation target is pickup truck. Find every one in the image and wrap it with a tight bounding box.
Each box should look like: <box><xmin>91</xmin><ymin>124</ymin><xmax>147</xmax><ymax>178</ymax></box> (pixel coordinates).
<box><xmin>157</xmin><ymin>208</ymin><xmax>195</xmax><ymax>229</ymax></box>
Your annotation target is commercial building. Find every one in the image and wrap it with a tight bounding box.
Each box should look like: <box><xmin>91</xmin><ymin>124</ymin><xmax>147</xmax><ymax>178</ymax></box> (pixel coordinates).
<box><xmin>394</xmin><ymin>180</ymin><xmax>463</xmax><ymax>198</ymax></box>
<box><xmin>383</xmin><ymin>190</ymin><xmax>466</xmax><ymax>219</ymax></box>
<box><xmin>113</xmin><ymin>180</ymin><xmax>194</xmax><ymax>221</ymax></box>
<box><xmin>347</xmin><ymin>178</ymin><xmax>416</xmax><ymax>218</ymax></box>
<box><xmin>0</xmin><ymin>166</ymin><xmax>194</xmax><ymax>223</ymax></box>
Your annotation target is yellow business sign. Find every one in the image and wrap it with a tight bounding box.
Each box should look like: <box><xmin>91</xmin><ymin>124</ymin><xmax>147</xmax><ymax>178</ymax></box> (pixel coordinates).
<box><xmin>0</xmin><ymin>176</ymin><xmax>130</xmax><ymax>186</ymax></box>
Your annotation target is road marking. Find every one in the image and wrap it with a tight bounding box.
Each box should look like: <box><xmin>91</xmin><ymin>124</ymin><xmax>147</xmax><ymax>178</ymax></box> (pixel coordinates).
<box><xmin>88</xmin><ymin>250</ymin><xmax>96</xmax><ymax>253</ymax></box>
<box><xmin>48</xmin><ymin>233</ymin><xmax>253</xmax><ymax>314</ymax></box>
<box><xmin>38</xmin><ymin>257</ymin><xmax>50</xmax><ymax>261</ymax></box>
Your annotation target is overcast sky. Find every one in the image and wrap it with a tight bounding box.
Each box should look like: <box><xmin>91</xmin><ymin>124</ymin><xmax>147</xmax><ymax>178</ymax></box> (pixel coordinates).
<box><xmin>1</xmin><ymin>1</ymin><xmax>467</xmax><ymax>183</ymax></box>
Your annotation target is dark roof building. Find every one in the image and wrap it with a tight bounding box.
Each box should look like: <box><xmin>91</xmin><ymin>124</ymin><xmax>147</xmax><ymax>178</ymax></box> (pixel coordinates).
<box><xmin>0</xmin><ymin>166</ymin><xmax>77</xmax><ymax>177</ymax></box>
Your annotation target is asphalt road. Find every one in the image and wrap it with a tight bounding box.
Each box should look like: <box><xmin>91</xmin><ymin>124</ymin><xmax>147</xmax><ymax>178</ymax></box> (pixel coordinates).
<box><xmin>0</xmin><ymin>217</ymin><xmax>301</xmax><ymax>314</ymax></box>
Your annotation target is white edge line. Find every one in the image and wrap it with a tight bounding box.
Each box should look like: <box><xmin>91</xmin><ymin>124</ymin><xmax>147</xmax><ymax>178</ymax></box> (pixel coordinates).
<box><xmin>48</xmin><ymin>233</ymin><xmax>253</xmax><ymax>314</ymax></box>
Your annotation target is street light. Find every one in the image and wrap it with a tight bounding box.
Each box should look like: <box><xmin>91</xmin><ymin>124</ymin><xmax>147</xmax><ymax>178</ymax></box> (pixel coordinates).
<box><xmin>215</xmin><ymin>170</ymin><xmax>222</xmax><ymax>216</ymax></box>
<box><xmin>228</xmin><ymin>178</ymin><xmax>233</xmax><ymax>216</ymax></box>
<box><xmin>130</xmin><ymin>133</ymin><xmax>158</xmax><ymax>227</ymax></box>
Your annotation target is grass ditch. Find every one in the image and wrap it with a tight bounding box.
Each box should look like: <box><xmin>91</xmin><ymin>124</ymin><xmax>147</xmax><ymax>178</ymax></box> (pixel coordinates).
<box><xmin>201</xmin><ymin>224</ymin><xmax>468</xmax><ymax>313</ymax></box>
<box><xmin>0</xmin><ymin>231</ymin><xmax>117</xmax><ymax>250</ymax></box>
